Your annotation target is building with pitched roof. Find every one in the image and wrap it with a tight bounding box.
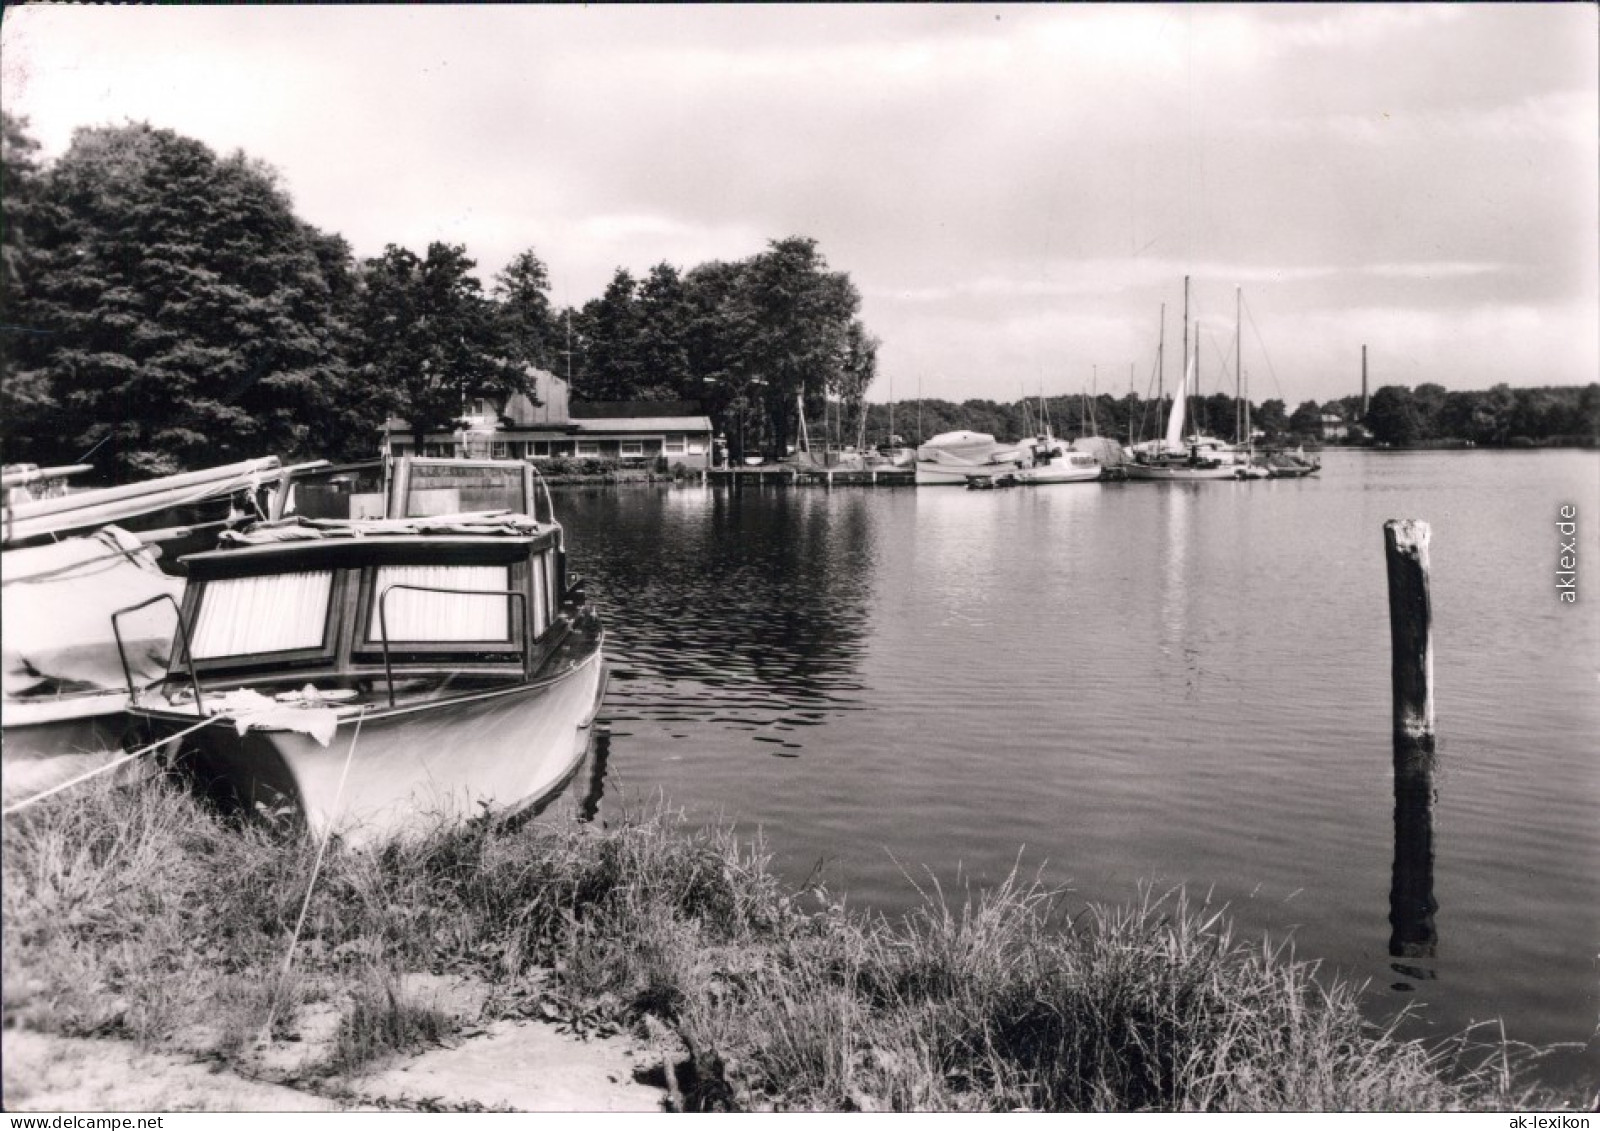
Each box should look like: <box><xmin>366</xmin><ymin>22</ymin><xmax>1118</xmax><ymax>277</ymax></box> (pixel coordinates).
<box><xmin>382</xmin><ymin>368</ymin><xmax>715</xmax><ymax>469</ymax></box>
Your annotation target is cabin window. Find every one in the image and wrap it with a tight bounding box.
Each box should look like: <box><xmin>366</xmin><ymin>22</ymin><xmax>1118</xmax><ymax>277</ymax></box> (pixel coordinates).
<box><xmin>531</xmin><ymin>551</ymin><xmax>549</xmax><ymax>635</ymax></box>
<box><xmin>532</xmin><ymin>441</ymin><xmax>551</xmax><ymax>458</ymax></box>
<box><xmin>664</xmin><ymin>435</ymin><xmax>686</xmax><ymax>455</ymax></box>
<box><xmin>619</xmin><ymin>441</ymin><xmax>644</xmax><ymax>459</ymax></box>
<box><xmin>191</xmin><ymin>571</ymin><xmax>334</xmax><ymax>659</ymax></box>
<box><xmin>370</xmin><ymin>565</ymin><xmax>513</xmax><ymax>642</ymax></box>
<box><xmin>491</xmin><ymin>441</ymin><xmax>509</xmax><ymax>459</ymax></box>
<box><xmin>576</xmin><ymin>441</ymin><xmax>600</xmax><ymax>457</ymax></box>
<box><xmin>400</xmin><ymin>463</ymin><xmax>527</xmax><ymax>516</ymax></box>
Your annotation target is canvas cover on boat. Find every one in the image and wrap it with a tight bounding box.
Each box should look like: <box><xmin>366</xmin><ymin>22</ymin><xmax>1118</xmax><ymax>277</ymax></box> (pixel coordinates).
<box><xmin>2</xmin><ymin>526</ymin><xmax>183</xmax><ymax>699</ymax></box>
<box><xmin>218</xmin><ymin>512</ymin><xmax>548</xmax><ymax>545</ymax></box>
<box><xmin>916</xmin><ymin>431</ymin><xmax>1024</xmax><ymax>466</ymax></box>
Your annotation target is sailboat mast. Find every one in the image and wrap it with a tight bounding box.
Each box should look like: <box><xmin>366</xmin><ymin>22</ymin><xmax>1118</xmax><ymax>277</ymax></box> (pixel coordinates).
<box><xmin>1235</xmin><ymin>285</ymin><xmax>1243</xmax><ymax>444</ymax></box>
<box><xmin>1182</xmin><ymin>276</ymin><xmax>1191</xmax><ymax>447</ymax></box>
<box><xmin>1156</xmin><ymin>303</ymin><xmax>1166</xmax><ymax>451</ymax></box>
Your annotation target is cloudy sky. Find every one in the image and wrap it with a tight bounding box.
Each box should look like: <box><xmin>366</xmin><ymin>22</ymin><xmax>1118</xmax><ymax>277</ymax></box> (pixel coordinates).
<box><xmin>3</xmin><ymin>3</ymin><xmax>1595</xmax><ymax>406</ymax></box>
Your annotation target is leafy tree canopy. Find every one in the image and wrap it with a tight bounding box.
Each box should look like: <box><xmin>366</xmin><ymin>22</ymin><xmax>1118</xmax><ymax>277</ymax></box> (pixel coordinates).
<box><xmin>1</xmin><ymin>120</ymin><xmax>358</xmax><ymax>478</ymax></box>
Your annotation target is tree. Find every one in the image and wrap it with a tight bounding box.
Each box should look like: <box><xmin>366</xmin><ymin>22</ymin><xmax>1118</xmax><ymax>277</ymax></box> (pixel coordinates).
<box><xmin>634</xmin><ymin>262</ymin><xmax>694</xmax><ymax>401</ymax></box>
<box><xmin>4</xmin><ymin>122</ymin><xmax>357</xmax><ymax>479</ymax></box>
<box><xmin>743</xmin><ymin>237</ymin><xmax>863</xmax><ymax>455</ymax></box>
<box><xmin>1</xmin><ymin>113</ymin><xmax>50</xmax><ymax>457</ymax></box>
<box><xmin>493</xmin><ymin>249</ymin><xmax>557</xmax><ymax>372</ymax></box>
<box><xmin>355</xmin><ymin>242</ymin><xmax>523</xmax><ymax>452</ymax></box>
<box><xmin>1467</xmin><ymin>383</ymin><xmax>1517</xmax><ymax>447</ymax></box>
<box><xmin>573</xmin><ymin>268</ymin><xmax>643</xmax><ymax>401</ymax></box>
<box><xmin>1412</xmin><ymin>382</ymin><xmax>1448</xmax><ymax>442</ymax></box>
<box><xmin>1365</xmin><ymin>385</ymin><xmax>1421</xmax><ymax>446</ymax></box>
<box><xmin>1287</xmin><ymin>400</ymin><xmax>1321</xmax><ymax>437</ymax></box>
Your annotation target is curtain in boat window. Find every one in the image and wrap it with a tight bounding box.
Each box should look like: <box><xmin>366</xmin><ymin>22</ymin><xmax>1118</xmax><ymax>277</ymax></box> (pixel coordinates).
<box><xmin>370</xmin><ymin>565</ymin><xmax>512</xmax><ymax>642</ymax></box>
<box><xmin>530</xmin><ymin>551</ymin><xmax>548</xmax><ymax>636</ymax></box>
<box><xmin>191</xmin><ymin>571</ymin><xmax>333</xmax><ymax>658</ymax></box>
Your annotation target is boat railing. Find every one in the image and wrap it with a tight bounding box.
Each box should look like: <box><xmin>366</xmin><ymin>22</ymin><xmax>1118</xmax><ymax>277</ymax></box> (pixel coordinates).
<box><xmin>526</xmin><ymin>462</ymin><xmax>562</xmax><ymax>549</ymax></box>
<box><xmin>376</xmin><ymin>584</ymin><xmax>533</xmax><ymax>707</ymax></box>
<box><xmin>112</xmin><ymin>592</ymin><xmax>205</xmax><ymax>714</ymax></box>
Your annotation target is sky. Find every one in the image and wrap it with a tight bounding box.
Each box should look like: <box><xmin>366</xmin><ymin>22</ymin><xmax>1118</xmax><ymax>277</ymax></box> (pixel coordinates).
<box><xmin>2</xmin><ymin>3</ymin><xmax>1595</xmax><ymax>408</ymax></box>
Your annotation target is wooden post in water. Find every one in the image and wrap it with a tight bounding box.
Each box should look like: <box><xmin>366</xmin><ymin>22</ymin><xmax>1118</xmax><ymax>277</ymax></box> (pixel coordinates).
<box><xmin>1385</xmin><ymin>519</ymin><xmax>1438</xmax><ymax>968</ymax></box>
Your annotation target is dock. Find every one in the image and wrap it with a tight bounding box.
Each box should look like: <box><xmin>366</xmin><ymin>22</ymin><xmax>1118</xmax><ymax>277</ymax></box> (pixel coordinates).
<box><xmin>705</xmin><ymin>465</ymin><xmax>916</xmax><ymax>488</ymax></box>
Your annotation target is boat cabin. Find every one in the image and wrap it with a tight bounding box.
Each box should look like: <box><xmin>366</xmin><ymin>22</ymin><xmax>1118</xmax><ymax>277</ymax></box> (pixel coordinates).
<box><xmin>128</xmin><ymin>459</ymin><xmax>580</xmax><ymax>711</ymax></box>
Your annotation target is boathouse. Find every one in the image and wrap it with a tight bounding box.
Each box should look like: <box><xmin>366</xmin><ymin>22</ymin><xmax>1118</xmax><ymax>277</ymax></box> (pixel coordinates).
<box><xmin>382</xmin><ymin>368</ymin><xmax>715</xmax><ymax>470</ymax></box>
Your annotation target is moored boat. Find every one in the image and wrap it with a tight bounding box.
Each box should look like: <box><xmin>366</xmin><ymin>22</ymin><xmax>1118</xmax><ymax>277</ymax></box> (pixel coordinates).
<box><xmin>119</xmin><ymin>458</ymin><xmax>608</xmax><ymax>844</ymax></box>
<box><xmin>1</xmin><ymin>525</ymin><xmax>184</xmax><ymax>798</ymax></box>
<box><xmin>914</xmin><ymin>431</ymin><xmax>1027</xmax><ymax>486</ymax></box>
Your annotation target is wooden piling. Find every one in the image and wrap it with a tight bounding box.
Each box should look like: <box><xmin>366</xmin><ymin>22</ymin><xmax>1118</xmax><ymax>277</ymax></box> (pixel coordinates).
<box><xmin>1383</xmin><ymin>519</ymin><xmax>1435</xmax><ymax>773</ymax></box>
<box><xmin>1384</xmin><ymin>518</ymin><xmax>1437</xmax><ymax>964</ymax></box>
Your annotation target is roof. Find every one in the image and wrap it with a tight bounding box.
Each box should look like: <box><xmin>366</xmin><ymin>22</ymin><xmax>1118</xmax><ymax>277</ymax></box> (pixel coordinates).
<box><xmin>571</xmin><ymin>417</ymin><xmax>712</xmax><ymax>434</ymax></box>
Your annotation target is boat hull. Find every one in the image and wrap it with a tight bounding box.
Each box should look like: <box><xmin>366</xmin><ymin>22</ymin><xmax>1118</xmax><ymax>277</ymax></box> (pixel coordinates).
<box><xmin>0</xmin><ymin>696</ymin><xmax>145</xmax><ymax>802</ymax></box>
<box><xmin>1124</xmin><ymin>462</ymin><xmax>1250</xmax><ymax>481</ymax></box>
<box><xmin>916</xmin><ymin>461</ymin><xmax>1021</xmax><ymax>486</ymax></box>
<box><xmin>1014</xmin><ymin>461</ymin><xmax>1102</xmax><ymax>485</ymax></box>
<box><xmin>133</xmin><ymin>646</ymin><xmax>608</xmax><ymax>845</ymax></box>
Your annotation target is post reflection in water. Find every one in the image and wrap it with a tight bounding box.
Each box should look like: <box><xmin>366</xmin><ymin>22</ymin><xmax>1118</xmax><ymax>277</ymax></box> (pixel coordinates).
<box><xmin>1388</xmin><ymin>739</ymin><xmax>1439</xmax><ymax>988</ymax></box>
<box><xmin>575</xmin><ymin>725</ymin><xmax>611</xmax><ymax>823</ymax></box>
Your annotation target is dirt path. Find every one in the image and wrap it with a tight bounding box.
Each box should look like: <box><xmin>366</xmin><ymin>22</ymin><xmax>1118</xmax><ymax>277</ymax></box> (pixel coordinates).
<box><xmin>4</xmin><ymin>1015</ymin><xmax>673</xmax><ymax>1112</ymax></box>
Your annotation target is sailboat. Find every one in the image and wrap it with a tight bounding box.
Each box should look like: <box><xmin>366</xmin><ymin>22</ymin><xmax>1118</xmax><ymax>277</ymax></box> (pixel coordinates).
<box><xmin>1126</xmin><ymin>279</ymin><xmax>1259</xmax><ymax>482</ymax></box>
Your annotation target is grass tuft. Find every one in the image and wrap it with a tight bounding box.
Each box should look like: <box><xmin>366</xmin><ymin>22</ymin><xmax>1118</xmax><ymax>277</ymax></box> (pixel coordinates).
<box><xmin>3</xmin><ymin>774</ymin><xmax>1584</xmax><ymax>1111</ymax></box>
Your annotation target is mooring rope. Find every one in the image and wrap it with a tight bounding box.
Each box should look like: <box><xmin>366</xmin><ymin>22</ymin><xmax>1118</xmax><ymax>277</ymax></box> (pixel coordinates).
<box><xmin>1</xmin><ymin>715</ymin><xmax>219</xmax><ymax>817</ymax></box>
<box><xmin>260</xmin><ymin>706</ymin><xmax>367</xmax><ymax>1046</ymax></box>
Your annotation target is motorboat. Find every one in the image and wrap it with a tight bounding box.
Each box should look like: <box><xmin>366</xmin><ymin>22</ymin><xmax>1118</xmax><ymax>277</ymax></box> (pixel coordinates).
<box><xmin>117</xmin><ymin>458</ymin><xmax>608</xmax><ymax>845</ymax></box>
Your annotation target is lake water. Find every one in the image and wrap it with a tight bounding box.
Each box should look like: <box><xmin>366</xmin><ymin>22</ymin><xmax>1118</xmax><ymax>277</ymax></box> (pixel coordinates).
<box><xmin>556</xmin><ymin>450</ymin><xmax>1599</xmax><ymax>1087</ymax></box>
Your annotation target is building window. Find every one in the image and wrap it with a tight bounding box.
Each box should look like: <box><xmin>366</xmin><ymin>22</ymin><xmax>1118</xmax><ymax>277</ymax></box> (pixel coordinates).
<box><xmin>620</xmin><ymin>441</ymin><xmax>644</xmax><ymax>459</ymax></box>
<box><xmin>532</xmin><ymin>441</ymin><xmax>551</xmax><ymax>458</ymax></box>
<box><xmin>664</xmin><ymin>434</ymin><xmax>686</xmax><ymax>456</ymax></box>
<box><xmin>551</xmin><ymin>441</ymin><xmax>574</xmax><ymax>458</ymax></box>
<box><xmin>491</xmin><ymin>441</ymin><xmax>509</xmax><ymax>459</ymax></box>
<box><xmin>688</xmin><ymin>439</ymin><xmax>706</xmax><ymax>455</ymax></box>
<box><xmin>577</xmin><ymin>441</ymin><xmax>601</xmax><ymax>457</ymax></box>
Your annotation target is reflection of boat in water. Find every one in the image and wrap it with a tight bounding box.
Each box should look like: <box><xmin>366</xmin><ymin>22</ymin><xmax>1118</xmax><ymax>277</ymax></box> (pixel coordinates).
<box><xmin>966</xmin><ymin>472</ymin><xmax>1018</xmax><ymax>490</ymax></box>
<box><xmin>120</xmin><ymin>458</ymin><xmax>608</xmax><ymax>845</ymax></box>
<box><xmin>915</xmin><ymin>431</ymin><xmax>1027</xmax><ymax>486</ymax></box>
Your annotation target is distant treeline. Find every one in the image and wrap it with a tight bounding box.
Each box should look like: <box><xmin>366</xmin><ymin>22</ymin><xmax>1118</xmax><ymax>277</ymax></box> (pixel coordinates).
<box><xmin>845</xmin><ymin>382</ymin><xmax>1597</xmax><ymax>450</ymax></box>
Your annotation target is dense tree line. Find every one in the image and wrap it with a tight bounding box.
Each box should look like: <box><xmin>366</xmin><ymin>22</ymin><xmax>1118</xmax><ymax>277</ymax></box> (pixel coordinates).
<box><xmin>0</xmin><ymin>117</ymin><xmax>873</xmax><ymax>479</ymax></box>
<box><xmin>3</xmin><ymin>117</ymin><xmax>1592</xmax><ymax>480</ymax></box>
<box><xmin>857</xmin><ymin>382</ymin><xmax>1597</xmax><ymax>451</ymax></box>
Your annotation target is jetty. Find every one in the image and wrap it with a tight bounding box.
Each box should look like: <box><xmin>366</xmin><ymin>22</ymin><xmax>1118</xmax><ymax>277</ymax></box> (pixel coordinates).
<box><xmin>705</xmin><ymin>465</ymin><xmax>915</xmax><ymax>487</ymax></box>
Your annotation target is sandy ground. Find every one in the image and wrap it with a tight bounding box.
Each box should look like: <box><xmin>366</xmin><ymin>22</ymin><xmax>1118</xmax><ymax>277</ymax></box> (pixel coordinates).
<box><xmin>2</xmin><ymin>1025</ymin><xmax>671</xmax><ymax>1113</ymax></box>
<box><xmin>2</xmin><ymin>975</ymin><xmax>675</xmax><ymax>1113</ymax></box>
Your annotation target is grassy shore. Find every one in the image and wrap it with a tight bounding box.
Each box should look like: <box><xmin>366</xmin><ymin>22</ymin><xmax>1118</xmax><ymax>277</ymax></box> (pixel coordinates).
<box><xmin>0</xmin><ymin>774</ymin><xmax>1575</xmax><ymax>1112</ymax></box>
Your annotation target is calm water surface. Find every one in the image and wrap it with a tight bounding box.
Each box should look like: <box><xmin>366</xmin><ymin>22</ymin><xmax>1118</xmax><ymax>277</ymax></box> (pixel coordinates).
<box><xmin>558</xmin><ymin>450</ymin><xmax>1599</xmax><ymax>1086</ymax></box>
